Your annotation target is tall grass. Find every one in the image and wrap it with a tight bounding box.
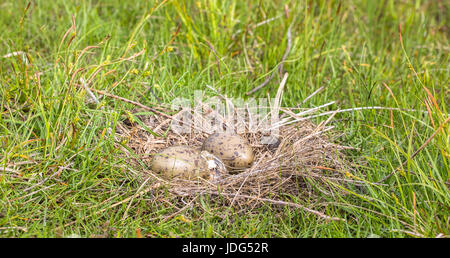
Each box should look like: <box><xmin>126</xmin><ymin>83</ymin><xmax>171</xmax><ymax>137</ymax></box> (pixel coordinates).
<box><xmin>0</xmin><ymin>0</ymin><xmax>448</xmax><ymax>237</ymax></box>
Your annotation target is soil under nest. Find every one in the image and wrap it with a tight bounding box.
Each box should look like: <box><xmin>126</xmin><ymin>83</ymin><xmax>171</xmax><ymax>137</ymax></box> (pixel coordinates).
<box><xmin>115</xmin><ymin>110</ymin><xmax>358</xmax><ymax>221</ymax></box>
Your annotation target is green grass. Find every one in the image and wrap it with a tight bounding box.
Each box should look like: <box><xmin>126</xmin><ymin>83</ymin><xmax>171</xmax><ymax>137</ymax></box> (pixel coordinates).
<box><xmin>0</xmin><ymin>0</ymin><xmax>448</xmax><ymax>237</ymax></box>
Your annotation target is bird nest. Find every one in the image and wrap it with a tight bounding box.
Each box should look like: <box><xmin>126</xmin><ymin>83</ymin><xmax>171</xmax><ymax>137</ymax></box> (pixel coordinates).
<box><xmin>114</xmin><ymin>104</ymin><xmax>359</xmax><ymax>222</ymax></box>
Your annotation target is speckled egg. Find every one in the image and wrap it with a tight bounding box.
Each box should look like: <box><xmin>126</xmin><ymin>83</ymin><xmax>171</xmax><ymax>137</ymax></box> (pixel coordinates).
<box><xmin>151</xmin><ymin>145</ymin><xmax>210</xmax><ymax>179</ymax></box>
<box><xmin>201</xmin><ymin>133</ymin><xmax>254</xmax><ymax>169</ymax></box>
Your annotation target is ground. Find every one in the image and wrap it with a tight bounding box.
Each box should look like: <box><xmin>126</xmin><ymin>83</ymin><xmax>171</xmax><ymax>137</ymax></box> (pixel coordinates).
<box><xmin>0</xmin><ymin>0</ymin><xmax>449</xmax><ymax>237</ymax></box>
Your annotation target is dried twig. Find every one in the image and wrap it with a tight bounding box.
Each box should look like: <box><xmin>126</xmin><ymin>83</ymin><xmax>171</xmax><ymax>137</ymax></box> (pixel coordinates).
<box><xmin>60</xmin><ymin>182</ymin><xmax>162</xmax><ymax>229</ymax></box>
<box><xmin>377</xmin><ymin>116</ymin><xmax>450</xmax><ymax>183</ymax></box>
<box><xmin>204</xmin><ymin>38</ymin><xmax>221</xmax><ymax>75</ymax></box>
<box><xmin>208</xmin><ymin>192</ymin><xmax>345</xmax><ymax>222</ymax></box>
<box><xmin>22</xmin><ymin>165</ymin><xmax>68</xmax><ymax>192</ymax></box>
<box><xmin>141</xmin><ymin>82</ymin><xmax>162</xmax><ymax>104</ymax></box>
<box><xmin>0</xmin><ymin>226</ymin><xmax>28</xmax><ymax>232</ymax></box>
<box><xmin>12</xmin><ymin>184</ymin><xmax>57</xmax><ymax>202</ymax></box>
<box><xmin>159</xmin><ymin>195</ymin><xmax>199</xmax><ymax>224</ymax></box>
<box><xmin>121</xmin><ymin>177</ymin><xmax>153</xmax><ymax>220</ymax></box>
<box><xmin>2</xmin><ymin>51</ymin><xmax>29</xmax><ymax>65</ymax></box>
<box><xmin>79</xmin><ymin>86</ymin><xmax>172</xmax><ymax>119</ymax></box>
<box><xmin>80</xmin><ymin>77</ymin><xmax>99</xmax><ymax>104</ymax></box>
<box><xmin>101</xmin><ymin>182</ymin><xmax>161</xmax><ymax>215</ymax></box>
<box><xmin>301</xmin><ymin>86</ymin><xmax>324</xmax><ymax>105</ymax></box>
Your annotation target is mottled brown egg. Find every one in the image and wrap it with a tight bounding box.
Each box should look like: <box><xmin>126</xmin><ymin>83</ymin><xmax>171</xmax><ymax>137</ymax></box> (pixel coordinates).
<box><xmin>151</xmin><ymin>145</ymin><xmax>210</xmax><ymax>179</ymax></box>
<box><xmin>201</xmin><ymin>133</ymin><xmax>254</xmax><ymax>169</ymax></box>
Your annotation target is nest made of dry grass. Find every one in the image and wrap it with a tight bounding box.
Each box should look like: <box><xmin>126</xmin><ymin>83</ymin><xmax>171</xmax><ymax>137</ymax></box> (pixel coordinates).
<box><xmin>114</xmin><ymin>104</ymin><xmax>359</xmax><ymax>221</ymax></box>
